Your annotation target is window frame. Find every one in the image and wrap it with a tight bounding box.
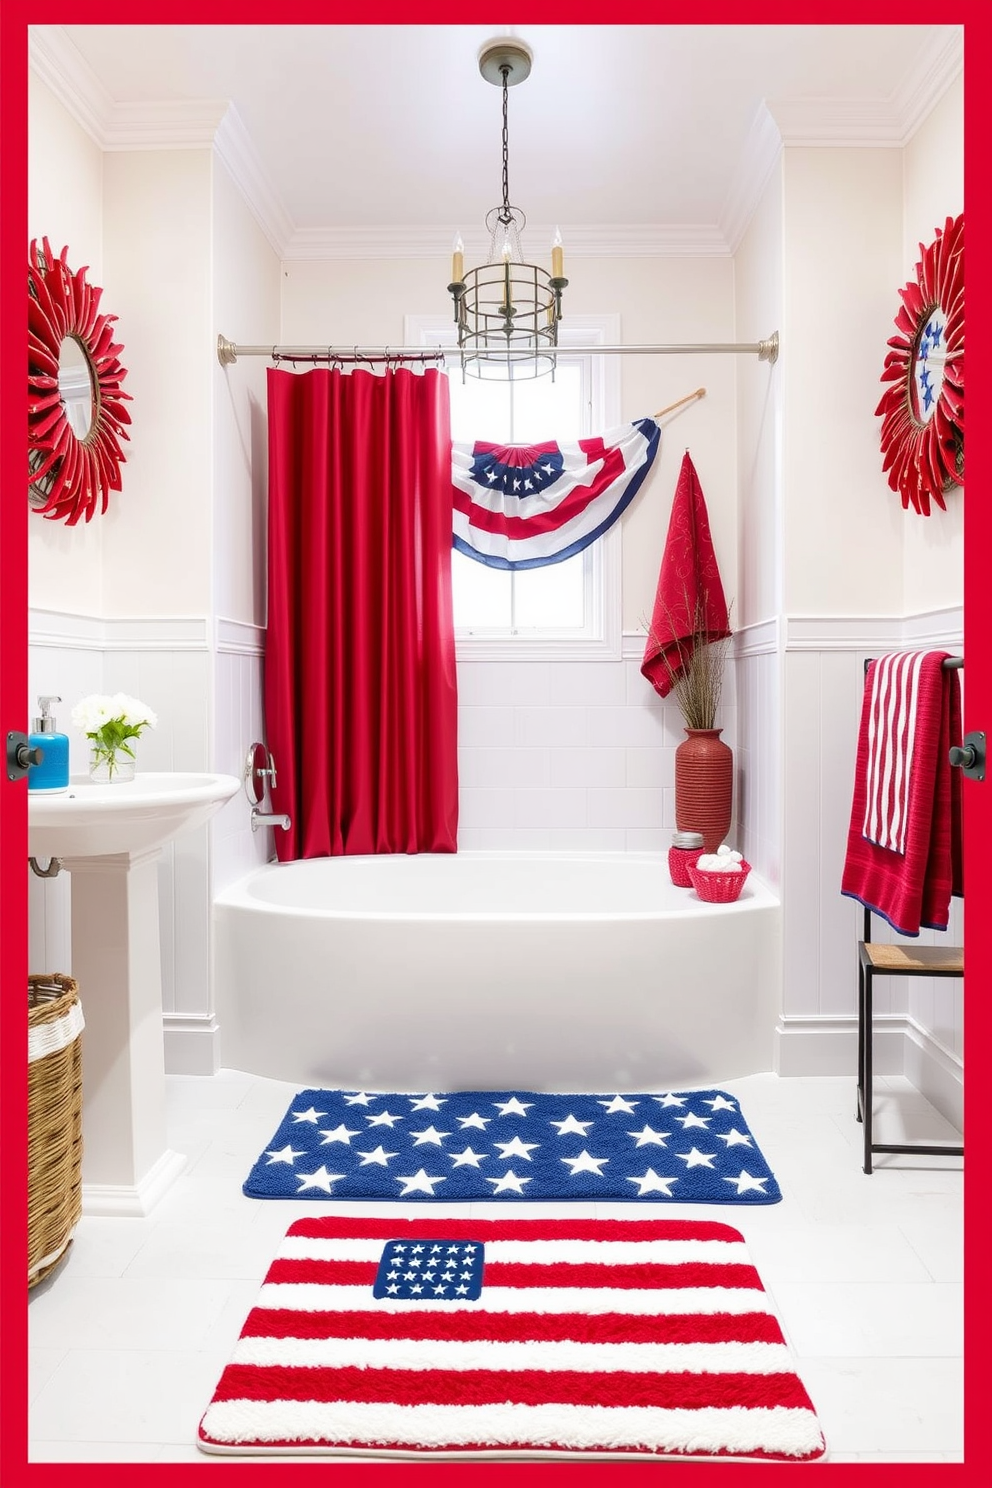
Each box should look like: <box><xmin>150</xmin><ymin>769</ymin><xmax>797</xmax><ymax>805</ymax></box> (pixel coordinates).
<box><xmin>406</xmin><ymin>312</ymin><xmax>623</xmax><ymax>662</ymax></box>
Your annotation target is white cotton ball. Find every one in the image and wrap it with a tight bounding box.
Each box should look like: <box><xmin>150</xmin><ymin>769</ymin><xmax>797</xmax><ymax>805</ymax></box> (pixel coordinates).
<box><xmin>717</xmin><ymin>844</ymin><xmax>732</xmax><ymax>855</ymax></box>
<box><xmin>695</xmin><ymin>854</ymin><xmax>719</xmax><ymax>871</ymax></box>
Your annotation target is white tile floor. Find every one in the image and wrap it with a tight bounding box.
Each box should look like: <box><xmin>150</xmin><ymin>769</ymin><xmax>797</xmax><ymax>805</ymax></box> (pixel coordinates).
<box><xmin>28</xmin><ymin>1070</ymin><xmax>964</xmax><ymax>1465</ymax></box>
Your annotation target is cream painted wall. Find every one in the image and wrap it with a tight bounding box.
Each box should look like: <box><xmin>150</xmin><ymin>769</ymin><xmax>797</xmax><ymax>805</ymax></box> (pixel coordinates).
<box><xmin>100</xmin><ymin>149</ymin><xmax>213</xmax><ymax>616</ymax></box>
<box><xmin>901</xmin><ymin>74</ymin><xmax>964</xmax><ymax>614</ymax></box>
<box><xmin>734</xmin><ymin>160</ymin><xmax>783</xmax><ymax>629</ymax></box>
<box><xmin>781</xmin><ymin>147</ymin><xmax>905</xmax><ymax>615</ymax></box>
<box><xmin>280</xmin><ymin>253</ymin><xmax>739</xmax><ymax>633</ymax></box>
<box><xmin>27</xmin><ymin>73</ymin><xmax>105</xmax><ymax>616</ymax></box>
<box><xmin>212</xmin><ymin>155</ymin><xmax>280</xmax><ymax>627</ymax></box>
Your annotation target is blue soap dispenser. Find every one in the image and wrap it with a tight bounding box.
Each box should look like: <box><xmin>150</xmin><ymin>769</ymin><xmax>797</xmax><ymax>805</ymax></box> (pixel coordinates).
<box><xmin>27</xmin><ymin>695</ymin><xmax>70</xmax><ymax>793</ymax></box>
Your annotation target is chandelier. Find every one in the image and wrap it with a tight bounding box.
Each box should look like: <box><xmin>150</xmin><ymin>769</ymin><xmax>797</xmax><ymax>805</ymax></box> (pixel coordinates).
<box><xmin>448</xmin><ymin>38</ymin><xmax>567</xmax><ymax>380</ymax></box>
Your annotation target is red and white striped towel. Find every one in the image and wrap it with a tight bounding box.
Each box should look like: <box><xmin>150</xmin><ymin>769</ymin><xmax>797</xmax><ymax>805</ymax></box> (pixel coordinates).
<box><xmin>862</xmin><ymin>650</ymin><xmax>929</xmax><ymax>853</ymax></box>
<box><xmin>842</xmin><ymin>650</ymin><xmax>963</xmax><ymax>935</ymax></box>
<box><xmin>198</xmin><ymin>1215</ymin><xmax>826</xmax><ymax>1461</ymax></box>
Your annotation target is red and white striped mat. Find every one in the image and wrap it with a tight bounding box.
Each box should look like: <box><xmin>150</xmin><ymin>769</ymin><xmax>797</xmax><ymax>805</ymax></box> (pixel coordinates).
<box><xmin>198</xmin><ymin>1214</ymin><xmax>826</xmax><ymax>1461</ymax></box>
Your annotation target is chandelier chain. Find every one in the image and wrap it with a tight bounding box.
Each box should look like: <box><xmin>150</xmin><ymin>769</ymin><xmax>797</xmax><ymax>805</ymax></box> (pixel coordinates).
<box><xmin>500</xmin><ymin>66</ymin><xmax>511</xmax><ymax>223</ymax></box>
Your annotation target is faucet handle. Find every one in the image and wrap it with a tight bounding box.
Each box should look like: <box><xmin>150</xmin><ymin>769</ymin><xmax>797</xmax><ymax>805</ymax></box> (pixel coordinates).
<box><xmin>257</xmin><ymin>751</ymin><xmax>278</xmax><ymax>789</ymax></box>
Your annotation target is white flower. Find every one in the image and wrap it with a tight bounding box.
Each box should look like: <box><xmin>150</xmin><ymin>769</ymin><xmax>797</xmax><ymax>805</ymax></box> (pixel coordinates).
<box><xmin>71</xmin><ymin>693</ymin><xmax>157</xmax><ymax>746</ymax></box>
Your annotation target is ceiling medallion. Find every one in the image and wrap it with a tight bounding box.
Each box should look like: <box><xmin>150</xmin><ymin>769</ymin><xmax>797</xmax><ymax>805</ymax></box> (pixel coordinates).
<box><xmin>875</xmin><ymin>213</ymin><xmax>964</xmax><ymax>517</ymax></box>
<box><xmin>28</xmin><ymin>238</ymin><xmax>132</xmax><ymax>525</ymax></box>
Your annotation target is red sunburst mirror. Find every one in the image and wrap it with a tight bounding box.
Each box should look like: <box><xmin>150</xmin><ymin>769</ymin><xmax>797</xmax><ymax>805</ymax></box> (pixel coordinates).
<box><xmin>875</xmin><ymin>213</ymin><xmax>964</xmax><ymax>517</ymax></box>
<box><xmin>28</xmin><ymin>238</ymin><xmax>132</xmax><ymax>525</ymax></box>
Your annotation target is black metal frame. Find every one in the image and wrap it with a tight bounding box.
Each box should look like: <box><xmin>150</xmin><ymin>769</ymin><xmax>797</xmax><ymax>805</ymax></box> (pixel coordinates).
<box><xmin>856</xmin><ymin>904</ymin><xmax>964</xmax><ymax>1174</ymax></box>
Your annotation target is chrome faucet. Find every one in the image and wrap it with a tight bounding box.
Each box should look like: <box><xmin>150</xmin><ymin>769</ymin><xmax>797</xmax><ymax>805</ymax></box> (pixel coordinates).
<box><xmin>251</xmin><ymin>809</ymin><xmax>291</xmax><ymax>833</ymax></box>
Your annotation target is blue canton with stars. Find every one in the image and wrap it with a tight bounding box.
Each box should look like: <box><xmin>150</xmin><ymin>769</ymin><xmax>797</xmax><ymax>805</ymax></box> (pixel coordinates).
<box><xmin>372</xmin><ymin>1239</ymin><xmax>485</xmax><ymax>1301</ymax></box>
<box><xmin>242</xmin><ymin>1089</ymin><xmax>781</xmax><ymax>1204</ymax></box>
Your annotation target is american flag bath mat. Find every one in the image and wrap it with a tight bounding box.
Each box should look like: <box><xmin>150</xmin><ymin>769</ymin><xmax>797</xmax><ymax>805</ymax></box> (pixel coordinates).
<box><xmin>243</xmin><ymin>1089</ymin><xmax>781</xmax><ymax>1204</ymax></box>
<box><xmin>197</xmin><ymin>1215</ymin><xmax>826</xmax><ymax>1460</ymax></box>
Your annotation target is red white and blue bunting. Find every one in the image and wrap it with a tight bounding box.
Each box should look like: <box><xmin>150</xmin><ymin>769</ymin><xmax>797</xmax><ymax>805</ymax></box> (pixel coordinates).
<box><xmin>452</xmin><ymin>417</ymin><xmax>661</xmax><ymax>570</ymax></box>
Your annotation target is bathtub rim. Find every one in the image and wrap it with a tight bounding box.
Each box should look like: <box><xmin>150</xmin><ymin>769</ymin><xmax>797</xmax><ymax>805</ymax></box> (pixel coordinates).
<box><xmin>213</xmin><ymin>849</ymin><xmax>780</xmax><ymax>924</ymax></box>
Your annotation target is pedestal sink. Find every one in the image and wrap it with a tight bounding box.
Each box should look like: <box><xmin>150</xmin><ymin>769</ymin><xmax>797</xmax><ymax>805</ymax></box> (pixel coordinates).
<box><xmin>29</xmin><ymin>772</ymin><xmax>239</xmax><ymax>1216</ymax></box>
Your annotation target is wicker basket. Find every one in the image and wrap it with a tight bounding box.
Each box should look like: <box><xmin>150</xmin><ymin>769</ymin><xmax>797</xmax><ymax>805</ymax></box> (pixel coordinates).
<box><xmin>687</xmin><ymin>859</ymin><xmax>752</xmax><ymax>904</ymax></box>
<box><xmin>28</xmin><ymin>974</ymin><xmax>84</xmax><ymax>1287</ymax></box>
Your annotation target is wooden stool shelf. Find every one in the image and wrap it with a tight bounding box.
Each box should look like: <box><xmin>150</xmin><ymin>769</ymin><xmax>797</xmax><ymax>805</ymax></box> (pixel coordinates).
<box><xmin>856</xmin><ymin>906</ymin><xmax>963</xmax><ymax>1174</ymax></box>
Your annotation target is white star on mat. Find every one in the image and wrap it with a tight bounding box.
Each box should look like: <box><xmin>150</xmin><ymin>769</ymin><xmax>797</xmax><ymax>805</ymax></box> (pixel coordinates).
<box><xmin>342</xmin><ymin>1091</ymin><xmax>376</xmax><ymax>1106</ymax></box>
<box><xmin>597</xmin><ymin>1095</ymin><xmax>639</xmax><ymax>1114</ymax></box>
<box><xmin>626</xmin><ymin>1169</ymin><xmax>679</xmax><ymax>1196</ymax></box>
<box><xmin>449</xmin><ymin>1146</ymin><xmax>487</xmax><ymax>1168</ymax></box>
<box><xmin>561</xmin><ymin>1150</ymin><xmax>610</xmax><ymax>1177</ymax></box>
<box><xmin>409</xmin><ymin>1094</ymin><xmax>447</xmax><ymax>1111</ymax></box>
<box><xmin>486</xmin><ymin>1170</ymin><xmax>532</xmax><ymax>1194</ymax></box>
<box><xmin>493</xmin><ymin>1098</ymin><xmax>534</xmax><ymax>1117</ymax></box>
<box><xmin>295</xmin><ymin>1166</ymin><xmax>346</xmax><ymax>1193</ymax></box>
<box><xmin>317</xmin><ymin>1123</ymin><xmax>360</xmax><ymax>1145</ymax></box>
<box><xmin>703</xmin><ymin>1095</ymin><xmax>737</xmax><ymax>1112</ymax></box>
<box><xmin>717</xmin><ymin>1128</ymin><xmax>753</xmax><ymax>1148</ymax></box>
<box><xmin>395</xmin><ymin>1169</ymin><xmax>447</xmax><ymax>1196</ymax></box>
<box><xmin>675</xmin><ymin>1147</ymin><xmax>717</xmax><ymax>1169</ymax></box>
<box><xmin>366</xmin><ymin>1110</ymin><xmax>403</xmax><ymax>1127</ymax></box>
<box><xmin>549</xmin><ymin>1114</ymin><xmax>594</xmax><ymax>1137</ymax></box>
<box><xmin>265</xmin><ymin>1144</ymin><xmax>304</xmax><ymax>1165</ymax></box>
<box><xmin>494</xmin><ymin>1136</ymin><xmax>540</xmax><ymax>1162</ymax></box>
<box><xmin>723</xmin><ymin>1170</ymin><xmax>769</xmax><ymax>1195</ymax></box>
<box><xmin>627</xmin><ymin>1125</ymin><xmax>671</xmax><ymax>1147</ymax></box>
<box><xmin>653</xmin><ymin>1093</ymin><xmax>687</xmax><ymax>1108</ymax></box>
<box><xmin>410</xmin><ymin>1125</ymin><xmax>451</xmax><ymax>1146</ymax></box>
<box><xmin>457</xmin><ymin>1112</ymin><xmax>492</xmax><ymax>1130</ymax></box>
<box><xmin>355</xmin><ymin>1145</ymin><xmax>398</xmax><ymax>1166</ymax></box>
<box><xmin>291</xmin><ymin>1106</ymin><xmax>327</xmax><ymax>1124</ymax></box>
<box><xmin>677</xmin><ymin>1112</ymin><xmax>711</xmax><ymax>1129</ymax></box>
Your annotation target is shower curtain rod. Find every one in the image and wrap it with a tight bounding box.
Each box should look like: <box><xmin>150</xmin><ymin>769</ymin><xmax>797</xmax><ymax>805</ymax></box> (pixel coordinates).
<box><xmin>216</xmin><ymin>333</ymin><xmax>780</xmax><ymax>366</ymax></box>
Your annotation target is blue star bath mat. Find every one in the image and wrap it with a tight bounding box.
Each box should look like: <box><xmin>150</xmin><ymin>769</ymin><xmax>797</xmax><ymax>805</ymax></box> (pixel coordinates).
<box><xmin>243</xmin><ymin>1090</ymin><xmax>781</xmax><ymax>1204</ymax></box>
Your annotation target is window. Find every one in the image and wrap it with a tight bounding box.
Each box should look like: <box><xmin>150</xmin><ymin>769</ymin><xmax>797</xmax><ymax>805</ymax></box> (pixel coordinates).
<box><xmin>407</xmin><ymin>315</ymin><xmax>622</xmax><ymax>660</ymax></box>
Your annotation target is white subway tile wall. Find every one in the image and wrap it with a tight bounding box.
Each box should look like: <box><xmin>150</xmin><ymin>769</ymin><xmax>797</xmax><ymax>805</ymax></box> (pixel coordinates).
<box><xmin>455</xmin><ymin>647</ymin><xmax>738</xmax><ymax>854</ymax></box>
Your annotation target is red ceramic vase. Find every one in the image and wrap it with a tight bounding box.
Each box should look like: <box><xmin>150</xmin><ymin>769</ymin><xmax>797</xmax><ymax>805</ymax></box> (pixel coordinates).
<box><xmin>675</xmin><ymin>728</ymin><xmax>733</xmax><ymax>852</ymax></box>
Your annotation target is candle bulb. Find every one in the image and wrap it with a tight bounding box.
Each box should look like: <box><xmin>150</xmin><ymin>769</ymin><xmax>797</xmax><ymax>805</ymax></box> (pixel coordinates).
<box><xmin>451</xmin><ymin>233</ymin><xmax>464</xmax><ymax>284</ymax></box>
<box><xmin>551</xmin><ymin>226</ymin><xmax>564</xmax><ymax>279</ymax></box>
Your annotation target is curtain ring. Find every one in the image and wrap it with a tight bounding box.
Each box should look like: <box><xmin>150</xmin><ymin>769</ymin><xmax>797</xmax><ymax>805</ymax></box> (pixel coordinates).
<box><xmin>271</xmin><ymin>346</ymin><xmax>281</xmax><ymax>365</ymax></box>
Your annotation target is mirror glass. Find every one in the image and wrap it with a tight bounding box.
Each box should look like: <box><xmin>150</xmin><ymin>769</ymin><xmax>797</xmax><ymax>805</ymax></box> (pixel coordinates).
<box><xmin>59</xmin><ymin>335</ymin><xmax>98</xmax><ymax>440</ymax></box>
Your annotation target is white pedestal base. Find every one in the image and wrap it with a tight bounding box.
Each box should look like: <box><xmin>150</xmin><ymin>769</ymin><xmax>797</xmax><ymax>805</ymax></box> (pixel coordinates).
<box><xmin>63</xmin><ymin>848</ymin><xmax>185</xmax><ymax>1216</ymax></box>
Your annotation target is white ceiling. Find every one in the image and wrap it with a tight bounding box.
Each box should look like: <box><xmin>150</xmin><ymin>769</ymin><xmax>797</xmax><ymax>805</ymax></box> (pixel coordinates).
<box><xmin>35</xmin><ymin>24</ymin><xmax>962</xmax><ymax>256</ymax></box>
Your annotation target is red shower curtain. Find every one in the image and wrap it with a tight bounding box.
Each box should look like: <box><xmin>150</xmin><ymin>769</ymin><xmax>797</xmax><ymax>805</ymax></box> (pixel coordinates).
<box><xmin>264</xmin><ymin>365</ymin><xmax>458</xmax><ymax>859</ymax></box>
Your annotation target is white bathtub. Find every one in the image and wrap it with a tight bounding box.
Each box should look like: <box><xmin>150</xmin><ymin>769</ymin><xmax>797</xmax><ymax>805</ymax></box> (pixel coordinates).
<box><xmin>214</xmin><ymin>852</ymin><xmax>781</xmax><ymax>1090</ymax></box>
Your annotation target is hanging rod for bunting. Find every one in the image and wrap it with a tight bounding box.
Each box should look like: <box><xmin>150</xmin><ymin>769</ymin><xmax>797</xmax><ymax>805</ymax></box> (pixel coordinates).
<box><xmin>217</xmin><ymin>333</ymin><xmax>780</xmax><ymax>367</ymax></box>
<box><xmin>654</xmin><ymin>387</ymin><xmax>706</xmax><ymax>419</ymax></box>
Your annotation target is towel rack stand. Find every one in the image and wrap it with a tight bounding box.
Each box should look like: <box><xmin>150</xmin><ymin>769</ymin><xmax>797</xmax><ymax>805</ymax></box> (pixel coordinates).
<box><xmin>855</xmin><ymin>650</ymin><xmax>964</xmax><ymax>1173</ymax></box>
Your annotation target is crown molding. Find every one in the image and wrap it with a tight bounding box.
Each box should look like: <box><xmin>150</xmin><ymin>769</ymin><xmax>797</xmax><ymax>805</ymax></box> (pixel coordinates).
<box><xmin>720</xmin><ymin>102</ymin><xmax>783</xmax><ymax>254</ymax></box>
<box><xmin>29</xmin><ymin>25</ymin><xmax>114</xmax><ymax>144</ymax></box>
<box><xmin>281</xmin><ymin>221</ymin><xmax>731</xmax><ymax>261</ymax></box>
<box><xmin>213</xmin><ymin>105</ymin><xmax>295</xmax><ymax>257</ymax></box>
<box><xmin>31</xmin><ymin>22</ymin><xmax>962</xmax><ymax>268</ymax></box>
<box><xmin>30</xmin><ymin>27</ymin><xmax>227</xmax><ymax>148</ymax></box>
<box><xmin>892</xmin><ymin>24</ymin><xmax>963</xmax><ymax>142</ymax></box>
<box><xmin>765</xmin><ymin>25</ymin><xmax>962</xmax><ymax>148</ymax></box>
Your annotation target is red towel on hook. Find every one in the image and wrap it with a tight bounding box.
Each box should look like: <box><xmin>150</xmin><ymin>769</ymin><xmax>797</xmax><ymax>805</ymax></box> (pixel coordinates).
<box><xmin>641</xmin><ymin>451</ymin><xmax>731</xmax><ymax>697</ymax></box>
<box><xmin>841</xmin><ymin>651</ymin><xmax>963</xmax><ymax>936</ymax></box>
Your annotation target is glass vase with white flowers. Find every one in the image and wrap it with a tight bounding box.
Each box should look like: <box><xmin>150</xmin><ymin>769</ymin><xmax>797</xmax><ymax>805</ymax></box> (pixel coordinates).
<box><xmin>71</xmin><ymin>693</ymin><xmax>158</xmax><ymax>783</ymax></box>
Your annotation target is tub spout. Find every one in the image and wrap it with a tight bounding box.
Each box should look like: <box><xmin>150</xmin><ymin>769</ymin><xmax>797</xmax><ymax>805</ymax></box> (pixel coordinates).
<box><xmin>251</xmin><ymin>809</ymin><xmax>292</xmax><ymax>833</ymax></box>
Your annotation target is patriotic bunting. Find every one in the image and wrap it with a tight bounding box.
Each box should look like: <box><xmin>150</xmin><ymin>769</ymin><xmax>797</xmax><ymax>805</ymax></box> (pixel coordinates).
<box><xmin>452</xmin><ymin>417</ymin><xmax>660</xmax><ymax>569</ymax></box>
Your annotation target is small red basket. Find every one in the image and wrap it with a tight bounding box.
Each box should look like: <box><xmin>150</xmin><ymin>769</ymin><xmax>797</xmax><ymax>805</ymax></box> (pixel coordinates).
<box><xmin>687</xmin><ymin>858</ymin><xmax>752</xmax><ymax>903</ymax></box>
